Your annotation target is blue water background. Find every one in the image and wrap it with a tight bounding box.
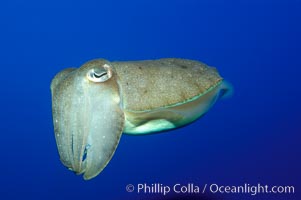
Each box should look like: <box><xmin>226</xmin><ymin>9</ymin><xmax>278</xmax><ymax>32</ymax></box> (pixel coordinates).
<box><xmin>0</xmin><ymin>0</ymin><xmax>300</xmax><ymax>200</ymax></box>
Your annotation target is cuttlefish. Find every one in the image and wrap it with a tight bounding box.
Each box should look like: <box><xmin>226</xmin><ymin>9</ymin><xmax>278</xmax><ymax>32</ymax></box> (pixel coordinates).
<box><xmin>51</xmin><ymin>58</ymin><xmax>232</xmax><ymax>180</ymax></box>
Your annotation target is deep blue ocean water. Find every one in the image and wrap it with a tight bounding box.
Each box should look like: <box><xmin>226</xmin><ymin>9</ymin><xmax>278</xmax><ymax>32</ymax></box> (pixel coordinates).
<box><xmin>0</xmin><ymin>0</ymin><xmax>300</xmax><ymax>200</ymax></box>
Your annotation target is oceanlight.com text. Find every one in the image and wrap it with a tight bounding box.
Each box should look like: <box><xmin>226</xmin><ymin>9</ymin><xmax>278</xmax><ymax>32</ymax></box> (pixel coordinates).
<box><xmin>125</xmin><ymin>183</ymin><xmax>295</xmax><ymax>196</ymax></box>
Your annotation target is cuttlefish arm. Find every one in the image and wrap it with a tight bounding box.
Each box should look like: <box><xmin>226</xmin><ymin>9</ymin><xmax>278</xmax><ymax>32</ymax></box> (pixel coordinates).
<box><xmin>51</xmin><ymin>60</ymin><xmax>124</xmax><ymax>180</ymax></box>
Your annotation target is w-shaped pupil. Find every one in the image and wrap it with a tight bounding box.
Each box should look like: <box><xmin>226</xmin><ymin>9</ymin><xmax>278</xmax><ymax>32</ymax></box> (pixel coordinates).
<box><xmin>94</xmin><ymin>71</ymin><xmax>107</xmax><ymax>78</ymax></box>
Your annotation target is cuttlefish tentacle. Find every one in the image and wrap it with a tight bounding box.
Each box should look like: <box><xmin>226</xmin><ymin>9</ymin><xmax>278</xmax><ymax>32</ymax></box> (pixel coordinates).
<box><xmin>51</xmin><ymin>61</ymin><xmax>124</xmax><ymax>180</ymax></box>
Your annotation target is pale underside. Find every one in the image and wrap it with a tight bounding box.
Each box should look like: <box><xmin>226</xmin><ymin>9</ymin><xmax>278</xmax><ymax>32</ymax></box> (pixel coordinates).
<box><xmin>123</xmin><ymin>80</ymin><xmax>228</xmax><ymax>134</ymax></box>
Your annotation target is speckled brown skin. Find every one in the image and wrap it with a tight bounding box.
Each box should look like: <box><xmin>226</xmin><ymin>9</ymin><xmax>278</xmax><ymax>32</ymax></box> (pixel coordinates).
<box><xmin>51</xmin><ymin>58</ymin><xmax>229</xmax><ymax>180</ymax></box>
<box><xmin>113</xmin><ymin>58</ymin><xmax>223</xmax><ymax>111</ymax></box>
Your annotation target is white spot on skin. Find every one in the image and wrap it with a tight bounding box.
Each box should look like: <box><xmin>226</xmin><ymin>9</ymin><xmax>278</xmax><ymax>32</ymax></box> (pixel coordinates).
<box><xmin>85</xmin><ymin>144</ymin><xmax>91</xmax><ymax>150</ymax></box>
<box><xmin>102</xmin><ymin>136</ymin><xmax>106</xmax><ymax>139</ymax></box>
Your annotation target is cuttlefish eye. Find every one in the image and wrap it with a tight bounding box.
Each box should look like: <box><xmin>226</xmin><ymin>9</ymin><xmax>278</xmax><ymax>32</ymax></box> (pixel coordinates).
<box><xmin>87</xmin><ymin>64</ymin><xmax>112</xmax><ymax>82</ymax></box>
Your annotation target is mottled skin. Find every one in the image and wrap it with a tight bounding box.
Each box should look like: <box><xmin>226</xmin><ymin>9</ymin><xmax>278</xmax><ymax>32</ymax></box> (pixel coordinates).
<box><xmin>113</xmin><ymin>58</ymin><xmax>222</xmax><ymax>111</ymax></box>
<box><xmin>51</xmin><ymin>58</ymin><xmax>231</xmax><ymax>180</ymax></box>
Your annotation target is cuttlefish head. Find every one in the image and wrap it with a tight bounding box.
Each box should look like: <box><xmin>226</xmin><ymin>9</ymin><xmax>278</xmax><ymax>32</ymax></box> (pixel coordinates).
<box><xmin>51</xmin><ymin>59</ymin><xmax>124</xmax><ymax>180</ymax></box>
